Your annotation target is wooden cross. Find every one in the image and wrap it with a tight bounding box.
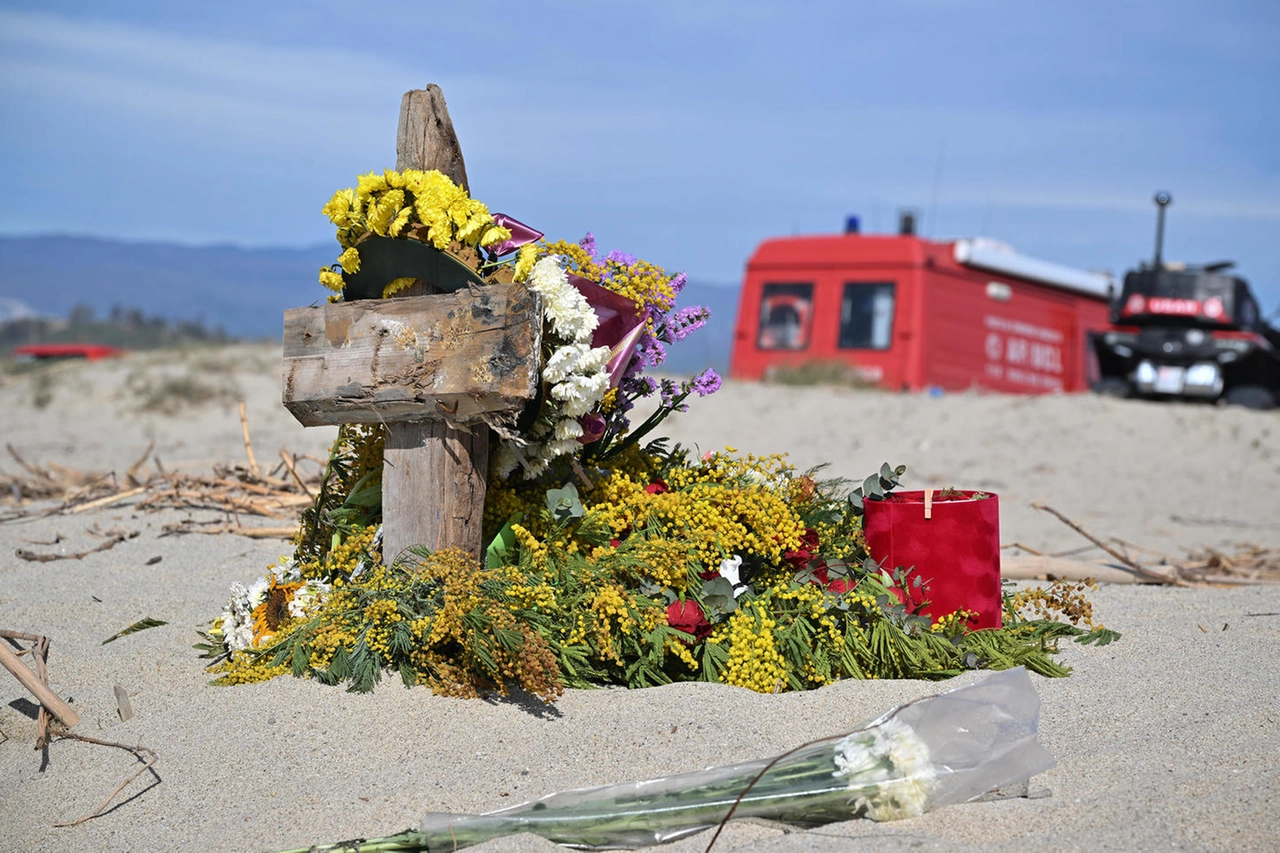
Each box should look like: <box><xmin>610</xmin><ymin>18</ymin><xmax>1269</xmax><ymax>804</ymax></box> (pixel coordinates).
<box><xmin>281</xmin><ymin>85</ymin><xmax>540</xmax><ymax>563</ymax></box>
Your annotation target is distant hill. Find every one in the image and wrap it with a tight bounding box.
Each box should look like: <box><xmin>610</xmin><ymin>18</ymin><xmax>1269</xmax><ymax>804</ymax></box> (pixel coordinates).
<box><xmin>0</xmin><ymin>235</ymin><xmax>739</xmax><ymax>373</ymax></box>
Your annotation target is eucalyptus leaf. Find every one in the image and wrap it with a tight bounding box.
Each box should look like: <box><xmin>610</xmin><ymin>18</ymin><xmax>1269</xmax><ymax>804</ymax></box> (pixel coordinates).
<box><xmin>699</xmin><ymin>577</ymin><xmax>738</xmax><ymax>619</ymax></box>
<box><xmin>545</xmin><ymin>483</ymin><xmax>584</xmax><ymax>522</ymax></box>
<box><xmin>102</xmin><ymin>617</ymin><xmax>168</xmax><ymax>645</ymax></box>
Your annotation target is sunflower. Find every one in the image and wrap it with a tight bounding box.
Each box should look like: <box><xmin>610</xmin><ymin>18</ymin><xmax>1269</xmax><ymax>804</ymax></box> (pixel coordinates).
<box><xmin>250</xmin><ymin>578</ymin><xmax>304</xmax><ymax>646</ymax></box>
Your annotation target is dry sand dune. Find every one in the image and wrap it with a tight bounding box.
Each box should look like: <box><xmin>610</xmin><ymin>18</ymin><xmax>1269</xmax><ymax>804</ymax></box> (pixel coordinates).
<box><xmin>1</xmin><ymin>343</ymin><xmax>1278</xmax><ymax>852</ymax></box>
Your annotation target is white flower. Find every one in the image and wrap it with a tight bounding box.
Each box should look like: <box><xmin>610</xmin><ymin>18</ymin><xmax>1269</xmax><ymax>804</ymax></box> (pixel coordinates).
<box><xmin>220</xmin><ymin>579</ymin><xmax>269</xmax><ymax>652</ymax></box>
<box><xmin>718</xmin><ymin>555</ymin><xmax>748</xmax><ymax>598</ymax></box>
<box><xmin>494</xmin><ymin>444</ymin><xmax>520</xmax><ymax>478</ymax></box>
<box><xmin>554</xmin><ymin>419</ymin><xmax>585</xmax><ymax>441</ymax></box>
<box><xmin>288</xmin><ymin>580</ymin><xmax>330</xmax><ymax>619</ymax></box>
<box><xmin>528</xmin><ymin>257</ymin><xmax>599</xmax><ymax>344</ymax></box>
<box><xmin>834</xmin><ymin>718</ymin><xmax>936</xmax><ymax>821</ymax></box>
<box><xmin>506</xmin><ymin>258</ymin><xmax>612</xmax><ymax>478</ymax></box>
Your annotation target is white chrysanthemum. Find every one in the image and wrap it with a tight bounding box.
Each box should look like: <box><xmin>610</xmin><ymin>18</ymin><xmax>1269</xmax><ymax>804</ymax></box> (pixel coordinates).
<box><xmin>527</xmin><ymin>256</ymin><xmax>598</xmax><ymax>344</ymax></box>
<box><xmin>543</xmin><ymin>343</ymin><xmax>590</xmax><ymax>383</ymax></box>
<box><xmin>220</xmin><ymin>579</ymin><xmax>269</xmax><ymax>652</ymax></box>
<box><xmin>835</xmin><ymin>718</ymin><xmax>936</xmax><ymax>821</ymax></box>
<box><xmin>554</xmin><ymin>418</ymin><xmax>585</xmax><ymax>441</ymax></box>
<box><xmin>494</xmin><ymin>443</ymin><xmax>521</xmax><ymax>478</ymax></box>
<box><xmin>288</xmin><ymin>580</ymin><xmax>330</xmax><ymax>619</ymax></box>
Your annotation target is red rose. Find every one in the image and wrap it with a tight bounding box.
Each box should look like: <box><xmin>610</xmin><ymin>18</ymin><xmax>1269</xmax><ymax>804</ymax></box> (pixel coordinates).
<box><xmin>645</xmin><ymin>480</ymin><xmax>669</xmax><ymax>495</ymax></box>
<box><xmin>826</xmin><ymin>577</ymin><xmax>855</xmax><ymax>594</ymax></box>
<box><xmin>784</xmin><ymin>528</ymin><xmax>821</xmax><ymax>570</ymax></box>
<box><xmin>666</xmin><ymin>599</ymin><xmax>711</xmax><ymax>641</ymax></box>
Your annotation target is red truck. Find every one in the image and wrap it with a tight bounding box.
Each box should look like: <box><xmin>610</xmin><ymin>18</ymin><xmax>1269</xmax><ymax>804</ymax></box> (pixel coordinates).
<box><xmin>729</xmin><ymin>218</ymin><xmax>1114</xmax><ymax>393</ymax></box>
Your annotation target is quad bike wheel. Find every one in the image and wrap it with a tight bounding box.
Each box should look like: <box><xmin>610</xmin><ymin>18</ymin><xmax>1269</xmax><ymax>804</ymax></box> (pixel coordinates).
<box><xmin>1222</xmin><ymin>385</ymin><xmax>1276</xmax><ymax>410</ymax></box>
<box><xmin>1092</xmin><ymin>377</ymin><xmax>1132</xmax><ymax>399</ymax></box>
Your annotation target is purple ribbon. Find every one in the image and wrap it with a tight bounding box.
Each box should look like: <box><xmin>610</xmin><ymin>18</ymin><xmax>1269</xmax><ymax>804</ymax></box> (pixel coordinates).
<box><xmin>486</xmin><ymin>213</ymin><xmax>544</xmax><ymax>258</ymax></box>
<box><xmin>567</xmin><ymin>273</ymin><xmax>646</xmax><ymax>390</ymax></box>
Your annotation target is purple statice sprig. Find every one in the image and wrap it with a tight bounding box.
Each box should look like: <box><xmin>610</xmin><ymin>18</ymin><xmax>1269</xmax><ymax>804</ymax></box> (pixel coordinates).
<box><xmin>659</xmin><ymin>305</ymin><xmax>711</xmax><ymax>345</ymax></box>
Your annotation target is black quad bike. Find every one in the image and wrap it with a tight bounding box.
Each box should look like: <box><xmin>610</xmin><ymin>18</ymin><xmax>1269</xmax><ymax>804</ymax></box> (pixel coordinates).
<box><xmin>1091</xmin><ymin>192</ymin><xmax>1280</xmax><ymax>409</ymax></box>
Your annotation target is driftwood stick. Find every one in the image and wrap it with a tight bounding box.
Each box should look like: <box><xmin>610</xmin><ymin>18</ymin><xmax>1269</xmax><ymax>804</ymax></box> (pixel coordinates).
<box><xmin>0</xmin><ymin>629</ymin><xmax>44</xmax><ymax>644</ymax></box>
<box><xmin>0</xmin><ymin>639</ymin><xmax>79</xmax><ymax>727</ymax></box>
<box><xmin>15</xmin><ymin>532</ymin><xmax>133</xmax><ymax>562</ymax></box>
<box><xmin>67</xmin><ymin>485</ymin><xmax>149</xmax><ymax>515</ymax></box>
<box><xmin>279</xmin><ymin>449</ymin><xmax>314</xmax><ymax>498</ymax></box>
<box><xmin>1</xmin><ymin>632</ymin><xmax>53</xmax><ymax>743</ymax></box>
<box><xmin>125</xmin><ymin>441</ymin><xmax>155</xmax><ymax>486</ymax></box>
<box><xmin>238</xmin><ymin>401</ymin><xmax>261</xmax><ymax>478</ymax></box>
<box><xmin>6</xmin><ymin>444</ymin><xmax>50</xmax><ymax>479</ymax></box>
<box><xmin>1002</xmin><ymin>541</ymin><xmax>1045</xmax><ymax>556</ymax></box>
<box><xmin>1031</xmin><ymin>503</ymin><xmax>1188</xmax><ymax>586</ymax></box>
<box><xmin>50</xmin><ymin>732</ymin><xmax>158</xmax><ymax>827</ymax></box>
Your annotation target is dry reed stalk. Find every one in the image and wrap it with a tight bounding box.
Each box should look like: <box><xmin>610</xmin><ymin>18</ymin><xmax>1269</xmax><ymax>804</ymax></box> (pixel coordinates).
<box><xmin>238</xmin><ymin>400</ymin><xmax>260</xmax><ymax>478</ymax></box>
<box><xmin>50</xmin><ymin>732</ymin><xmax>159</xmax><ymax>828</ymax></box>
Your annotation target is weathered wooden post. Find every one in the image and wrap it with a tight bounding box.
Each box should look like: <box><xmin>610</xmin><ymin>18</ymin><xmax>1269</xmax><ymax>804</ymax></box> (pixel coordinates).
<box><xmin>281</xmin><ymin>85</ymin><xmax>540</xmax><ymax>563</ymax></box>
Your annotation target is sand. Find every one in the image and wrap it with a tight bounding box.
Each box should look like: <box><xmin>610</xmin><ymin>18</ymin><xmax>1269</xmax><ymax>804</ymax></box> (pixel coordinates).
<box><xmin>1</xmin><ymin>343</ymin><xmax>1278</xmax><ymax>853</ymax></box>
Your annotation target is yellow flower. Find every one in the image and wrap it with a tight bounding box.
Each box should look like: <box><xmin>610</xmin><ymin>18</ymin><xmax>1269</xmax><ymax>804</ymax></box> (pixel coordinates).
<box><xmin>321</xmin><ymin>188</ymin><xmax>359</xmax><ymax>227</ymax></box>
<box><xmin>357</xmin><ymin>171</ymin><xmax>389</xmax><ymax>196</ymax></box>
<box><xmin>382</xmin><ymin>277</ymin><xmax>417</xmax><ymax>298</ymax></box>
<box><xmin>513</xmin><ymin>245</ymin><xmax>536</xmax><ymax>282</ymax></box>
<box><xmin>318</xmin><ymin>268</ymin><xmax>345</xmax><ymax>292</ymax></box>
<box><xmin>337</xmin><ymin>247</ymin><xmax>361</xmax><ymax>274</ymax></box>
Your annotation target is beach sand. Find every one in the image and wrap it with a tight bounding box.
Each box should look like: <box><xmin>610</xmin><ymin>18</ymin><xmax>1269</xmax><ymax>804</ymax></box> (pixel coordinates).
<box><xmin>2</xmin><ymin>343</ymin><xmax>1277</xmax><ymax>852</ymax></box>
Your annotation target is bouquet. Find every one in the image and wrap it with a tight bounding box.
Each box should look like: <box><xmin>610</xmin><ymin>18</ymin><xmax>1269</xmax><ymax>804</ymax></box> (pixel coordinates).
<box><xmin>201</xmin><ymin>169</ymin><xmax>1117</xmax><ymax>698</ymax></box>
<box><xmin>276</xmin><ymin>667</ymin><xmax>1054</xmax><ymax>851</ymax></box>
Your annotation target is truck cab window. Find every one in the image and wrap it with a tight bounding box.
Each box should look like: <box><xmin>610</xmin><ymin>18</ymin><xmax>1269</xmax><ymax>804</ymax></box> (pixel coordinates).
<box><xmin>758</xmin><ymin>283</ymin><xmax>813</xmax><ymax>350</ymax></box>
<box><xmin>839</xmin><ymin>282</ymin><xmax>895</xmax><ymax>349</ymax></box>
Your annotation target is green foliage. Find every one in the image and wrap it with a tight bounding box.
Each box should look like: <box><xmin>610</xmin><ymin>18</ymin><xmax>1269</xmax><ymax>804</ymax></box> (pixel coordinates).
<box><xmin>102</xmin><ymin>617</ymin><xmax>168</xmax><ymax>645</ymax></box>
<box><xmin>848</xmin><ymin>462</ymin><xmax>906</xmax><ymax>515</ymax></box>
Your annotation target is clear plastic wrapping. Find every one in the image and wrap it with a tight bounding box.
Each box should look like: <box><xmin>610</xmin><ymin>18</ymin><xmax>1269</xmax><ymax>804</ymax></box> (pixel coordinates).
<box><xmin>418</xmin><ymin>667</ymin><xmax>1054</xmax><ymax>849</ymax></box>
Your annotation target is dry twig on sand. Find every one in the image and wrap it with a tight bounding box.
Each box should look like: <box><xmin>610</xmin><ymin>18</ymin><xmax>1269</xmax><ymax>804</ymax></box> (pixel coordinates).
<box><xmin>1028</xmin><ymin>504</ymin><xmax>1279</xmax><ymax>587</ymax></box>
<box><xmin>49</xmin><ymin>731</ymin><xmax>159</xmax><ymax>828</ymax></box>
<box><xmin>1</xmin><ymin>437</ymin><xmax>322</xmax><ymax>539</ymax></box>
<box><xmin>1032</xmin><ymin>503</ymin><xmax>1189</xmax><ymax>586</ymax></box>
<box><xmin>0</xmin><ymin>630</ymin><xmax>78</xmax><ymax>740</ymax></box>
<box><xmin>1177</xmin><ymin>544</ymin><xmax>1280</xmax><ymax>584</ymax></box>
<box><xmin>14</xmin><ymin>530</ymin><xmax>139</xmax><ymax>562</ymax></box>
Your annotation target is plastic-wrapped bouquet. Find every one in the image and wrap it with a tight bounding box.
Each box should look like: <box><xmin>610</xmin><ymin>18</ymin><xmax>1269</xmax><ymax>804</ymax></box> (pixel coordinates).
<box><xmin>276</xmin><ymin>667</ymin><xmax>1054</xmax><ymax>851</ymax></box>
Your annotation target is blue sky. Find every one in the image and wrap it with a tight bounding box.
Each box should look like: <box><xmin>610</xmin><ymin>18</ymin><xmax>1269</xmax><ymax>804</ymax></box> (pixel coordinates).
<box><xmin>3</xmin><ymin>1</ymin><xmax>1279</xmax><ymax>309</ymax></box>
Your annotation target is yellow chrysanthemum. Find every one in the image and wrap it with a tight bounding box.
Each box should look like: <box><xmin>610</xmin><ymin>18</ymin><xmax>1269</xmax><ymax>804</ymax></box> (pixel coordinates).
<box><xmin>513</xmin><ymin>244</ymin><xmax>537</xmax><ymax>281</ymax></box>
<box><xmin>337</xmin><ymin>247</ymin><xmax>361</xmax><ymax>274</ymax></box>
<box><xmin>321</xmin><ymin>188</ymin><xmax>359</xmax><ymax>227</ymax></box>
<box><xmin>356</xmin><ymin>171</ymin><xmax>389</xmax><ymax>197</ymax></box>
<box><xmin>318</xmin><ymin>268</ymin><xmax>345</xmax><ymax>292</ymax></box>
<box><xmin>382</xmin><ymin>277</ymin><xmax>417</xmax><ymax>298</ymax></box>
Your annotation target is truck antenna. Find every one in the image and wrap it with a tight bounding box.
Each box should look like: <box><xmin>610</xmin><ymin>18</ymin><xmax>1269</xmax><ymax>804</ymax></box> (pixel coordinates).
<box><xmin>1152</xmin><ymin>191</ymin><xmax>1172</xmax><ymax>269</ymax></box>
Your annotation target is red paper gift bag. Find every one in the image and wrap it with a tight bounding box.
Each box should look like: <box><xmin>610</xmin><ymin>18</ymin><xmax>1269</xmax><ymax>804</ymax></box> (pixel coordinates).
<box><xmin>863</xmin><ymin>489</ymin><xmax>1002</xmax><ymax>630</ymax></box>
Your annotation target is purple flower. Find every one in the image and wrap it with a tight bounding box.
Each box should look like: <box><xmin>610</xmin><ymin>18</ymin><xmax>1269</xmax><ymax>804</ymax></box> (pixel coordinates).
<box><xmin>664</xmin><ymin>306</ymin><xmax>710</xmax><ymax>343</ymax></box>
<box><xmin>579</xmin><ymin>232</ymin><xmax>597</xmax><ymax>260</ymax></box>
<box><xmin>690</xmin><ymin>368</ymin><xmax>722</xmax><ymax>397</ymax></box>
<box><xmin>669</xmin><ymin>271</ymin><xmax>687</xmax><ymax>295</ymax></box>
<box><xmin>659</xmin><ymin>378</ymin><xmax>682</xmax><ymax>407</ymax></box>
<box><xmin>604</xmin><ymin>249</ymin><xmax>638</xmax><ymax>267</ymax></box>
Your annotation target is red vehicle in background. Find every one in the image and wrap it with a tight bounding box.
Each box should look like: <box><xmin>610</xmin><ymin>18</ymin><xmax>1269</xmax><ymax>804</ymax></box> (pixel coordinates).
<box><xmin>11</xmin><ymin>343</ymin><xmax>125</xmax><ymax>361</ymax></box>
<box><xmin>730</xmin><ymin>215</ymin><xmax>1114</xmax><ymax>393</ymax></box>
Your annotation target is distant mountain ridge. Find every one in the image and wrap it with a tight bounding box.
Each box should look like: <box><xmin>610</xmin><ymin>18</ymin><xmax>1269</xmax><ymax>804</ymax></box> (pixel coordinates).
<box><xmin>0</xmin><ymin>235</ymin><xmax>738</xmax><ymax>374</ymax></box>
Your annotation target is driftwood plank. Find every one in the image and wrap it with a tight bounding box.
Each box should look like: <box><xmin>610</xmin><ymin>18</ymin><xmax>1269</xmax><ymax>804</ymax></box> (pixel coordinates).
<box><xmin>282</xmin><ymin>285</ymin><xmax>540</xmax><ymax>427</ymax></box>
<box><xmin>396</xmin><ymin>85</ymin><xmax>469</xmax><ymax>191</ymax></box>
<box><xmin>383</xmin><ymin>420</ymin><xmax>489</xmax><ymax>563</ymax></box>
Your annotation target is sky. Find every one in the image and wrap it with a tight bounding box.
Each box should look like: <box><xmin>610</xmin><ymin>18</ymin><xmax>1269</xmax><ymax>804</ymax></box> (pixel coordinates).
<box><xmin>3</xmin><ymin>1</ymin><xmax>1279</xmax><ymax>310</ymax></box>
